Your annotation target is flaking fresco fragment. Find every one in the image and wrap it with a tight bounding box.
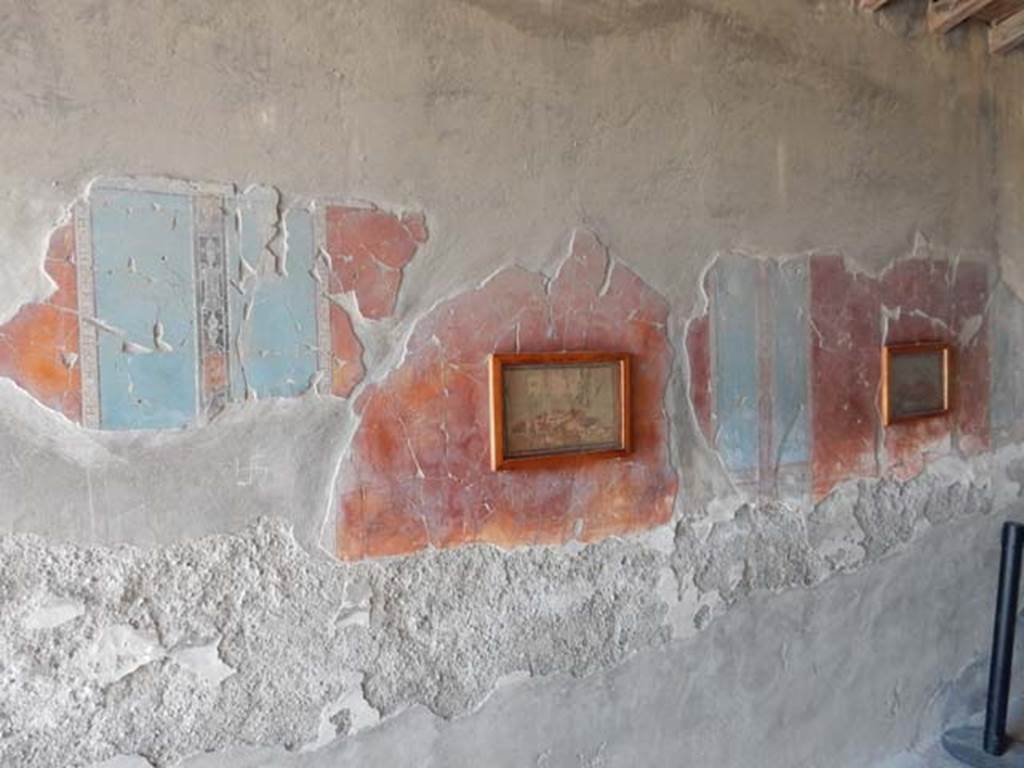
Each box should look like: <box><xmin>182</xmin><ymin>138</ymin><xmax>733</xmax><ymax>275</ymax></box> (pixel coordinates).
<box><xmin>687</xmin><ymin>252</ymin><xmax>993</xmax><ymax>502</ymax></box>
<box><xmin>0</xmin><ymin>222</ymin><xmax>81</xmax><ymax>422</ymax></box>
<box><xmin>335</xmin><ymin>229</ymin><xmax>678</xmax><ymax>560</ymax></box>
<box><xmin>0</xmin><ymin>180</ymin><xmax>421</xmax><ymax>430</ymax></box>
<box><xmin>324</xmin><ymin>206</ymin><xmax>428</xmax><ymax>320</ymax></box>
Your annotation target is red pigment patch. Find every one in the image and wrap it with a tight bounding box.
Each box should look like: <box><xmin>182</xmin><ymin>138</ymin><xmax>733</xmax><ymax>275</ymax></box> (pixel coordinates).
<box><xmin>810</xmin><ymin>255</ymin><xmax>991</xmax><ymax>499</ymax></box>
<box><xmin>336</xmin><ymin>230</ymin><xmax>678</xmax><ymax>560</ymax></box>
<box><xmin>330</xmin><ymin>303</ymin><xmax>365</xmax><ymax>398</ymax></box>
<box><xmin>810</xmin><ymin>255</ymin><xmax>881</xmax><ymax>499</ymax></box>
<box><xmin>325</xmin><ymin>206</ymin><xmax>427</xmax><ymax>320</ymax></box>
<box><xmin>0</xmin><ymin>224</ymin><xmax>81</xmax><ymax>422</ymax></box>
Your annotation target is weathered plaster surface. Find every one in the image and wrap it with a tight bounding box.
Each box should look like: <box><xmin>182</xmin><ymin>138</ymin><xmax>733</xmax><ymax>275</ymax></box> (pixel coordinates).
<box><xmin>336</xmin><ymin>229</ymin><xmax>676</xmax><ymax>559</ymax></box>
<box><xmin>4</xmin><ymin>449</ymin><xmax>1021</xmax><ymax>767</ymax></box>
<box><xmin>0</xmin><ymin>0</ymin><xmax>1006</xmax><ymax>323</ymax></box>
<box><xmin>170</xmin><ymin>509</ymin><xmax>1011</xmax><ymax>768</ymax></box>
<box><xmin>0</xmin><ymin>1</ymin><xmax>1021</xmax><ymax>767</ymax></box>
<box><xmin>1</xmin><ymin>517</ymin><xmax>667</xmax><ymax>767</ymax></box>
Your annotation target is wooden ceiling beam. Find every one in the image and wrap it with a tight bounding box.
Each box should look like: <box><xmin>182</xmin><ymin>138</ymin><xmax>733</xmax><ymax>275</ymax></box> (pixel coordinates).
<box><xmin>928</xmin><ymin>0</ymin><xmax>998</xmax><ymax>33</ymax></box>
<box><xmin>990</xmin><ymin>7</ymin><xmax>1024</xmax><ymax>51</ymax></box>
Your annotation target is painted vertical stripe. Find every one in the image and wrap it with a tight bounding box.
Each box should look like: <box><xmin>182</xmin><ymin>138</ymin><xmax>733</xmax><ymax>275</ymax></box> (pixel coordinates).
<box><xmin>90</xmin><ymin>187</ymin><xmax>198</xmax><ymax>430</ymax></box>
<box><xmin>991</xmin><ymin>283</ymin><xmax>1024</xmax><ymax>438</ymax></box>
<box><xmin>686</xmin><ymin>312</ymin><xmax>713</xmax><ymax>443</ymax></box>
<box><xmin>771</xmin><ymin>258</ymin><xmax>810</xmax><ymax>466</ymax></box>
<box><xmin>75</xmin><ymin>201</ymin><xmax>100</xmax><ymax>429</ymax></box>
<box><xmin>193</xmin><ymin>195</ymin><xmax>230</xmax><ymax>421</ymax></box>
<box><xmin>233</xmin><ymin>200</ymin><xmax>319</xmax><ymax>399</ymax></box>
<box><xmin>809</xmin><ymin>254</ymin><xmax>880</xmax><ymax>499</ymax></box>
<box><xmin>712</xmin><ymin>254</ymin><xmax>759</xmax><ymax>472</ymax></box>
<box><xmin>314</xmin><ymin>205</ymin><xmax>333</xmax><ymax>393</ymax></box>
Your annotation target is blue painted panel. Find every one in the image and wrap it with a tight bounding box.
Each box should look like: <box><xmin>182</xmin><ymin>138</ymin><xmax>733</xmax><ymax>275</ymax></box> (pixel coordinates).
<box><xmin>91</xmin><ymin>188</ymin><xmax>197</xmax><ymax>430</ymax></box>
<box><xmin>234</xmin><ymin>205</ymin><xmax>319</xmax><ymax>399</ymax></box>
<box><xmin>772</xmin><ymin>260</ymin><xmax>810</xmax><ymax>465</ymax></box>
<box><xmin>713</xmin><ymin>256</ymin><xmax>759</xmax><ymax>471</ymax></box>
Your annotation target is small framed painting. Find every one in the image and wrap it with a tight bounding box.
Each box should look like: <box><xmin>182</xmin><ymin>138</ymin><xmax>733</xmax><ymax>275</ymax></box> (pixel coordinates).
<box><xmin>881</xmin><ymin>342</ymin><xmax>952</xmax><ymax>426</ymax></box>
<box><xmin>488</xmin><ymin>352</ymin><xmax>631</xmax><ymax>470</ymax></box>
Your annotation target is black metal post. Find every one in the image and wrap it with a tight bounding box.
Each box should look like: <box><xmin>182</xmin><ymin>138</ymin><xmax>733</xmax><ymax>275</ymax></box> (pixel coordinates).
<box><xmin>983</xmin><ymin>522</ymin><xmax>1024</xmax><ymax>756</ymax></box>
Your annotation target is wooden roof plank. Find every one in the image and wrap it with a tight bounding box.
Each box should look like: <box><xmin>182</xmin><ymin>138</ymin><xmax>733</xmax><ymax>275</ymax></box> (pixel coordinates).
<box><xmin>974</xmin><ymin>0</ymin><xmax>1024</xmax><ymax>23</ymax></box>
<box><xmin>928</xmin><ymin>0</ymin><xmax>999</xmax><ymax>33</ymax></box>
<box><xmin>991</xmin><ymin>7</ymin><xmax>1024</xmax><ymax>51</ymax></box>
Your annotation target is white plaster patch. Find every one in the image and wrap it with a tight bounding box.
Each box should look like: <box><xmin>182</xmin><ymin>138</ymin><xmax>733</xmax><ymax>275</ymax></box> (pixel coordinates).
<box><xmin>24</xmin><ymin>596</ymin><xmax>84</xmax><ymax>630</ymax></box>
<box><xmin>337</xmin><ymin>607</ymin><xmax>370</xmax><ymax>629</ymax></box>
<box><xmin>337</xmin><ymin>674</ymin><xmax>382</xmax><ymax>734</ymax></box>
<box><xmin>87</xmin><ymin>757</ymin><xmax>152</xmax><ymax>768</ymax></box>
<box><xmin>958</xmin><ymin>314</ymin><xmax>984</xmax><ymax>346</ymax></box>
<box><xmin>75</xmin><ymin>624</ymin><xmax>163</xmax><ymax>685</ymax></box>
<box><xmin>306</xmin><ymin>671</ymin><xmax>382</xmax><ymax>751</ymax></box>
<box><xmin>171</xmin><ymin>638</ymin><xmax>236</xmax><ymax>686</ymax></box>
<box><xmin>494</xmin><ymin>670</ymin><xmax>531</xmax><ymax>690</ymax></box>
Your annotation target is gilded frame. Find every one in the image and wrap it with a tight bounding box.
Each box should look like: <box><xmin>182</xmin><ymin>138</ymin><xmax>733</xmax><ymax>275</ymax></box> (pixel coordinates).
<box><xmin>488</xmin><ymin>351</ymin><xmax>631</xmax><ymax>471</ymax></box>
<box><xmin>881</xmin><ymin>342</ymin><xmax>952</xmax><ymax>426</ymax></box>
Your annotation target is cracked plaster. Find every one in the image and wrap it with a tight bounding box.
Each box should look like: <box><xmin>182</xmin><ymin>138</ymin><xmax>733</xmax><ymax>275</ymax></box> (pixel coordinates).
<box><xmin>0</xmin><ymin>1</ymin><xmax>1022</xmax><ymax>767</ymax></box>
<box><xmin>3</xmin><ymin>445</ymin><xmax>1022</xmax><ymax>766</ymax></box>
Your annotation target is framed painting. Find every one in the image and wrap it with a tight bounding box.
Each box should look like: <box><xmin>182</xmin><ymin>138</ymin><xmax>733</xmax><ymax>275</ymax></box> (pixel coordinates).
<box><xmin>488</xmin><ymin>352</ymin><xmax>631</xmax><ymax>470</ymax></box>
<box><xmin>881</xmin><ymin>342</ymin><xmax>952</xmax><ymax>426</ymax></box>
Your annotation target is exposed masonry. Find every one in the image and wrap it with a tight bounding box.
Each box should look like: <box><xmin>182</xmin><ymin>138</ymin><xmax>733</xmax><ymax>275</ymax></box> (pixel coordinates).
<box><xmin>2</xmin><ymin>448</ymin><xmax>1022</xmax><ymax>767</ymax></box>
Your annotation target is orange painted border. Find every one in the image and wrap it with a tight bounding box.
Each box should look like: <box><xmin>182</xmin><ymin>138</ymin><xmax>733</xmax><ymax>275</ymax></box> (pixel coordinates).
<box><xmin>489</xmin><ymin>351</ymin><xmax>631</xmax><ymax>471</ymax></box>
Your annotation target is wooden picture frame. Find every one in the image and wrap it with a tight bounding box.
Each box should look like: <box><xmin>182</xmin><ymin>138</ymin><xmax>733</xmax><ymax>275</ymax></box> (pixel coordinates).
<box><xmin>881</xmin><ymin>342</ymin><xmax>952</xmax><ymax>426</ymax></box>
<box><xmin>489</xmin><ymin>352</ymin><xmax>631</xmax><ymax>471</ymax></box>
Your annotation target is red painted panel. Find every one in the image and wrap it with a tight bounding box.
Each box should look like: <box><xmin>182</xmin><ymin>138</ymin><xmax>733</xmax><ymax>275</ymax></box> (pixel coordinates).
<box><xmin>324</xmin><ymin>206</ymin><xmax>427</xmax><ymax>320</ymax></box>
<box><xmin>951</xmin><ymin>261</ymin><xmax>991</xmax><ymax>456</ymax></box>
<box><xmin>336</xmin><ymin>230</ymin><xmax>678</xmax><ymax>560</ymax></box>
<box><xmin>810</xmin><ymin>255</ymin><xmax>991</xmax><ymax>497</ymax></box>
<box><xmin>809</xmin><ymin>255</ymin><xmax>880</xmax><ymax>499</ymax></box>
<box><xmin>0</xmin><ymin>224</ymin><xmax>81</xmax><ymax>422</ymax></box>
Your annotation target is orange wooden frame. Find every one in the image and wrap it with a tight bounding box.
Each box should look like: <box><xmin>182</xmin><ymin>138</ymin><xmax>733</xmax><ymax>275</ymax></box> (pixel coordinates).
<box><xmin>881</xmin><ymin>342</ymin><xmax>952</xmax><ymax>426</ymax></box>
<box><xmin>489</xmin><ymin>351</ymin><xmax>631</xmax><ymax>471</ymax></box>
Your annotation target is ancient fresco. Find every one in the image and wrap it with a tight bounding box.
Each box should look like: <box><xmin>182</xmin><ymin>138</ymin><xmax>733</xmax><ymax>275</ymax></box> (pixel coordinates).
<box><xmin>324</xmin><ymin>206</ymin><xmax>427</xmax><ymax>319</ymax></box>
<box><xmin>687</xmin><ymin>253</ymin><xmax>992</xmax><ymax>500</ymax></box>
<box><xmin>0</xmin><ymin>223</ymin><xmax>81</xmax><ymax>422</ymax></box>
<box><xmin>0</xmin><ymin>180</ymin><xmax>426</xmax><ymax>430</ymax></box>
<box><xmin>0</xmin><ymin>176</ymin><xmax>1017</xmax><ymax>562</ymax></box>
<box><xmin>335</xmin><ymin>230</ymin><xmax>678</xmax><ymax>560</ymax></box>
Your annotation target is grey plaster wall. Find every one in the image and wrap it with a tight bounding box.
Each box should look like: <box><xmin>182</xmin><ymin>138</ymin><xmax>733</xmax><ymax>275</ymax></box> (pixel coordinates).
<box><xmin>0</xmin><ymin>1</ymin><xmax>1022</xmax><ymax>767</ymax></box>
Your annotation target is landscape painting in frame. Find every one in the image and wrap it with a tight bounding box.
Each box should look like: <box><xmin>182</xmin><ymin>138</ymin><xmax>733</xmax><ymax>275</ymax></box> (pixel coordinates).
<box><xmin>882</xmin><ymin>342</ymin><xmax>952</xmax><ymax>425</ymax></box>
<box><xmin>489</xmin><ymin>352</ymin><xmax>630</xmax><ymax>470</ymax></box>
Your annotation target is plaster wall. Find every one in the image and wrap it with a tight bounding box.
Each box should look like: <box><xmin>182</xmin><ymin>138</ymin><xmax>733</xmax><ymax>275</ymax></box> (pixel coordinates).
<box><xmin>0</xmin><ymin>1</ymin><xmax>1022</xmax><ymax>767</ymax></box>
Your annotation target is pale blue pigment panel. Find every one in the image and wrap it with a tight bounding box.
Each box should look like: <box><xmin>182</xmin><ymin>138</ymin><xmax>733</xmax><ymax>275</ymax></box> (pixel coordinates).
<box><xmin>233</xmin><ymin>206</ymin><xmax>319</xmax><ymax>399</ymax></box>
<box><xmin>91</xmin><ymin>188</ymin><xmax>198</xmax><ymax>430</ymax></box>
<box><xmin>771</xmin><ymin>260</ymin><xmax>810</xmax><ymax>465</ymax></box>
<box><xmin>713</xmin><ymin>255</ymin><xmax>759</xmax><ymax>471</ymax></box>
